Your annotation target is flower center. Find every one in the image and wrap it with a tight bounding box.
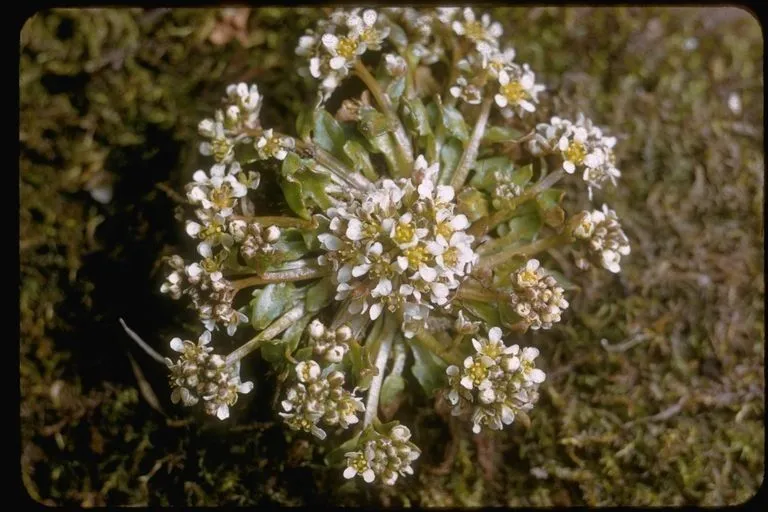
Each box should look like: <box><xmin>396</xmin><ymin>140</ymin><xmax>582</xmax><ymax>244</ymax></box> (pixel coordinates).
<box><xmin>393</xmin><ymin>223</ymin><xmax>415</xmax><ymax>245</ymax></box>
<box><xmin>404</xmin><ymin>245</ymin><xmax>429</xmax><ymax>270</ymax></box>
<box><xmin>564</xmin><ymin>142</ymin><xmax>586</xmax><ymax>164</ymax></box>
<box><xmin>468</xmin><ymin>362</ymin><xmax>488</xmax><ymax>384</ymax></box>
<box><xmin>464</xmin><ymin>20</ymin><xmax>486</xmax><ymax>41</ymax></box>
<box><xmin>337</xmin><ymin>36</ymin><xmax>359</xmax><ymax>59</ymax></box>
<box><xmin>501</xmin><ymin>80</ymin><xmax>528</xmax><ymax>103</ymax></box>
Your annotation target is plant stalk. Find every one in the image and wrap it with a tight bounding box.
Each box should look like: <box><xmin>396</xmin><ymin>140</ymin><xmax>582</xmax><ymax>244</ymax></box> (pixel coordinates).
<box><xmin>363</xmin><ymin>314</ymin><xmax>398</xmax><ymax>427</ymax></box>
<box><xmin>476</xmin><ymin>232</ymin><xmax>573</xmax><ymax>271</ymax></box>
<box><xmin>225</xmin><ymin>304</ymin><xmax>306</xmax><ymax>366</ymax></box>
<box><xmin>449</xmin><ymin>96</ymin><xmax>494</xmax><ymax>190</ymax></box>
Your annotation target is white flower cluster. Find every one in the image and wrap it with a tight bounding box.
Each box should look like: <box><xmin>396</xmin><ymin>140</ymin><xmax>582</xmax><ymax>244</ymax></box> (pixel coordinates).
<box><xmin>317</xmin><ymin>155</ymin><xmax>477</xmax><ymax>334</ymax></box>
<box><xmin>529</xmin><ymin>114</ymin><xmax>621</xmax><ymax>198</ymax></box>
<box><xmin>506</xmin><ymin>259</ymin><xmax>570</xmax><ymax>331</ymax></box>
<box><xmin>445</xmin><ymin>327</ymin><xmax>545</xmax><ymax>433</ymax></box>
<box><xmin>280</xmin><ymin>360</ymin><xmax>365</xmax><ymax>440</ymax></box>
<box><xmin>447</xmin><ymin>8</ymin><xmax>544</xmax><ymax>116</ymax></box>
<box><xmin>165</xmin><ymin>330</ymin><xmax>254</xmax><ymax>420</ymax></box>
<box><xmin>572</xmin><ymin>205</ymin><xmax>631</xmax><ymax>273</ymax></box>
<box><xmin>343</xmin><ymin>425</ymin><xmax>421</xmax><ymax>485</ymax></box>
<box><xmin>296</xmin><ymin>9</ymin><xmax>390</xmax><ymax>103</ymax></box>
<box><xmin>198</xmin><ymin>82</ymin><xmax>263</xmax><ymax>162</ymax></box>
<box><xmin>307</xmin><ymin>320</ymin><xmax>354</xmax><ymax>363</ymax></box>
<box><xmin>160</xmin><ymin>252</ymin><xmax>248</xmax><ymax>336</ymax></box>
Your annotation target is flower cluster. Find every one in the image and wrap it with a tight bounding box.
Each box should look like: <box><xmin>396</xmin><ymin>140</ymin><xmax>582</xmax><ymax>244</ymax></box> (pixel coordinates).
<box><xmin>571</xmin><ymin>205</ymin><xmax>631</xmax><ymax>273</ymax></box>
<box><xmin>307</xmin><ymin>320</ymin><xmax>354</xmax><ymax>363</ymax></box>
<box><xmin>447</xmin><ymin>8</ymin><xmax>544</xmax><ymax>117</ymax></box>
<box><xmin>343</xmin><ymin>425</ymin><xmax>421</xmax><ymax>485</ymax></box>
<box><xmin>445</xmin><ymin>327</ymin><xmax>545</xmax><ymax>433</ymax></box>
<box><xmin>530</xmin><ymin>114</ymin><xmax>621</xmax><ymax>198</ymax></box>
<box><xmin>505</xmin><ymin>259</ymin><xmax>570</xmax><ymax>331</ymax></box>
<box><xmin>318</xmin><ymin>155</ymin><xmax>477</xmax><ymax>333</ymax></box>
<box><xmin>198</xmin><ymin>83</ymin><xmax>263</xmax><ymax>163</ymax></box>
<box><xmin>296</xmin><ymin>9</ymin><xmax>390</xmax><ymax>103</ymax></box>
<box><xmin>280</xmin><ymin>360</ymin><xmax>365</xmax><ymax>440</ymax></box>
<box><xmin>156</xmin><ymin>6</ymin><xmax>634</xmax><ymax>488</ymax></box>
<box><xmin>165</xmin><ymin>331</ymin><xmax>254</xmax><ymax>420</ymax></box>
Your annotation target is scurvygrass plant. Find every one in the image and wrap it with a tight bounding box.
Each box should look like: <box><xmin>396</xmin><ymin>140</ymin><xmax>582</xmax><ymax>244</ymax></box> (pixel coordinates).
<box><xmin>159</xmin><ymin>7</ymin><xmax>630</xmax><ymax>486</ymax></box>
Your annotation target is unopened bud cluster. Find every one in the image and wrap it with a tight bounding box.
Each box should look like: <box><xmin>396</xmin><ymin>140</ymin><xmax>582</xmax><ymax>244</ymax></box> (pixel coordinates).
<box><xmin>308</xmin><ymin>320</ymin><xmax>354</xmax><ymax>363</ymax></box>
<box><xmin>280</xmin><ymin>360</ymin><xmax>365</xmax><ymax>440</ymax></box>
<box><xmin>506</xmin><ymin>259</ymin><xmax>570</xmax><ymax>331</ymax></box>
<box><xmin>571</xmin><ymin>205</ymin><xmax>631</xmax><ymax>273</ymax></box>
<box><xmin>165</xmin><ymin>331</ymin><xmax>254</xmax><ymax>420</ymax></box>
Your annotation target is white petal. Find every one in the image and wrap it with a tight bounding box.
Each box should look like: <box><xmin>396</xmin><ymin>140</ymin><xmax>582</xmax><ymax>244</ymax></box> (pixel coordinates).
<box><xmin>216</xmin><ymin>405</ymin><xmax>230</xmax><ymax>420</ymax></box>
<box><xmin>362</xmin><ymin>469</ymin><xmax>375</xmax><ymax>483</ymax></box>
<box><xmin>343</xmin><ymin>466</ymin><xmax>358</xmax><ymax>479</ymax></box>
<box><xmin>330</xmin><ymin>56</ymin><xmax>347</xmax><ymax>70</ymax></box>
<box><xmin>369</xmin><ymin>302</ymin><xmax>383</xmax><ymax>320</ymax></box>
<box><xmin>563</xmin><ymin>161</ymin><xmax>576</xmax><ymax>174</ymax></box>
<box><xmin>419</xmin><ymin>265</ymin><xmax>438</xmax><ymax>282</ymax></box>
<box><xmin>488</xmin><ymin>327</ymin><xmax>502</xmax><ymax>343</ymax></box>
<box><xmin>170</xmin><ymin>337</ymin><xmax>184</xmax><ymax>352</ymax></box>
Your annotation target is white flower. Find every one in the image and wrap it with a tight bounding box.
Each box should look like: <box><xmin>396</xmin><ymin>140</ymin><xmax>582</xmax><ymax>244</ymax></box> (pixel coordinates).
<box><xmin>444</xmin><ymin>327</ymin><xmax>545</xmax><ymax>434</ymax></box>
<box><xmin>256</xmin><ymin>129</ymin><xmax>295</xmax><ymax>161</ymax></box>
<box><xmin>494</xmin><ymin>64</ymin><xmax>544</xmax><ymax>117</ymax></box>
<box><xmin>451</xmin><ymin>8</ymin><xmax>503</xmax><ymax>48</ymax></box>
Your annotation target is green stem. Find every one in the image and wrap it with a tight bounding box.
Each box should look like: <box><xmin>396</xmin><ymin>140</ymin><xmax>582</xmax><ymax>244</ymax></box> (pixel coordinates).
<box><xmin>225</xmin><ymin>304</ymin><xmax>306</xmax><ymax>365</ymax></box>
<box><xmin>231</xmin><ymin>215</ymin><xmax>316</xmax><ymax>230</ymax></box>
<box><xmin>231</xmin><ymin>265</ymin><xmax>329</xmax><ymax>291</ymax></box>
<box><xmin>354</xmin><ymin>61</ymin><xmax>414</xmax><ymax>169</ymax></box>
<box><xmin>449</xmin><ymin>96</ymin><xmax>494</xmax><ymax>191</ymax></box>
<box><xmin>476</xmin><ymin>233</ymin><xmax>573</xmax><ymax>271</ymax></box>
<box><xmin>412</xmin><ymin>329</ymin><xmax>463</xmax><ymax>366</ymax></box>
<box><xmin>456</xmin><ymin>283</ymin><xmax>498</xmax><ymax>302</ymax></box>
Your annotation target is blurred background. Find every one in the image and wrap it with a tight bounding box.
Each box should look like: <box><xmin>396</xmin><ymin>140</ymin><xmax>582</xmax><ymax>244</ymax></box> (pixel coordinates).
<box><xmin>19</xmin><ymin>7</ymin><xmax>763</xmax><ymax>506</ymax></box>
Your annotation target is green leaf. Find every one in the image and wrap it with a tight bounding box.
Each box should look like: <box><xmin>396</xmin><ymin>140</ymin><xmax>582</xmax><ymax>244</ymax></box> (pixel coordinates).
<box><xmin>402</xmin><ymin>97</ymin><xmax>432</xmax><ymax>137</ymax></box>
<box><xmin>280</xmin><ymin>178</ymin><xmax>310</xmax><ymax>220</ymax></box>
<box><xmin>386</xmin><ymin>76</ymin><xmax>406</xmax><ymax>105</ymax></box>
<box><xmin>460</xmin><ymin>299</ymin><xmax>501</xmax><ymax>327</ymax></box>
<box><xmin>305</xmin><ymin>276</ymin><xmax>335</xmax><ymax>312</ymax></box>
<box><xmin>482</xmin><ymin>125</ymin><xmax>525</xmax><ymax>143</ymax></box>
<box><xmin>261</xmin><ymin>340</ymin><xmax>287</xmax><ymax>366</ymax></box>
<box><xmin>250</xmin><ymin>282</ymin><xmax>296</xmax><ymax>330</ymax></box>
<box><xmin>457</xmin><ymin>188</ymin><xmax>490</xmax><ymax>222</ymax></box>
<box><xmin>280</xmin><ymin>314</ymin><xmax>313</xmax><ymax>354</ymax></box>
<box><xmin>409</xmin><ymin>341</ymin><xmax>447</xmax><ymax>398</ymax></box>
<box><xmin>313</xmin><ymin>110</ymin><xmax>345</xmax><ymax>155</ymax></box>
<box><xmin>440</xmin><ymin>137</ymin><xmax>463</xmax><ymax>183</ymax></box>
<box><xmin>280</xmin><ymin>154</ymin><xmax>333</xmax><ymax>220</ymax></box>
<box><xmin>294</xmin><ymin>346</ymin><xmax>314</xmax><ymax>361</ymax></box>
<box><xmin>380</xmin><ymin>375</ymin><xmax>406</xmax><ymax>408</ymax></box>
<box><xmin>502</xmin><ymin>212</ymin><xmax>542</xmax><ymax>241</ymax></box>
<box><xmin>324</xmin><ymin>431</ymin><xmax>362</xmax><ymax>466</ymax></box>
<box><xmin>536</xmin><ymin>188</ymin><xmax>566</xmax><ymax>228</ymax></box>
<box><xmin>343</xmin><ymin>140</ymin><xmax>378</xmax><ymax>181</ymax></box>
<box><xmin>470</xmin><ymin>156</ymin><xmax>513</xmax><ymax>190</ymax></box>
<box><xmin>440</xmin><ymin>104</ymin><xmax>469</xmax><ymax>142</ymax></box>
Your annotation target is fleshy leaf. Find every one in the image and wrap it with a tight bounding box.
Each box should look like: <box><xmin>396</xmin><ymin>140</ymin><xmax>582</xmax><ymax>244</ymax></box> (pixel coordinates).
<box><xmin>410</xmin><ymin>341</ymin><xmax>447</xmax><ymax>398</ymax></box>
<box><xmin>250</xmin><ymin>282</ymin><xmax>296</xmax><ymax>330</ymax></box>
<box><xmin>305</xmin><ymin>276</ymin><xmax>335</xmax><ymax>312</ymax></box>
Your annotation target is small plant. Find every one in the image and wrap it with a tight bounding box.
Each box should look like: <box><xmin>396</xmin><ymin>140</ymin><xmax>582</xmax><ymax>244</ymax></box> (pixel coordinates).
<box><xmin>159</xmin><ymin>7</ymin><xmax>630</xmax><ymax>485</ymax></box>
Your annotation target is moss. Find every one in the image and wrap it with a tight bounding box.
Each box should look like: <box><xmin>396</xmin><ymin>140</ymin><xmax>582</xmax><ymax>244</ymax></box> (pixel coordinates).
<box><xmin>20</xmin><ymin>7</ymin><xmax>763</xmax><ymax>506</ymax></box>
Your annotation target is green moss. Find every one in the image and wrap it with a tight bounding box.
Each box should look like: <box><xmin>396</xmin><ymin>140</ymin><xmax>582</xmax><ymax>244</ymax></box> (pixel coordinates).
<box><xmin>20</xmin><ymin>7</ymin><xmax>763</xmax><ymax>506</ymax></box>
